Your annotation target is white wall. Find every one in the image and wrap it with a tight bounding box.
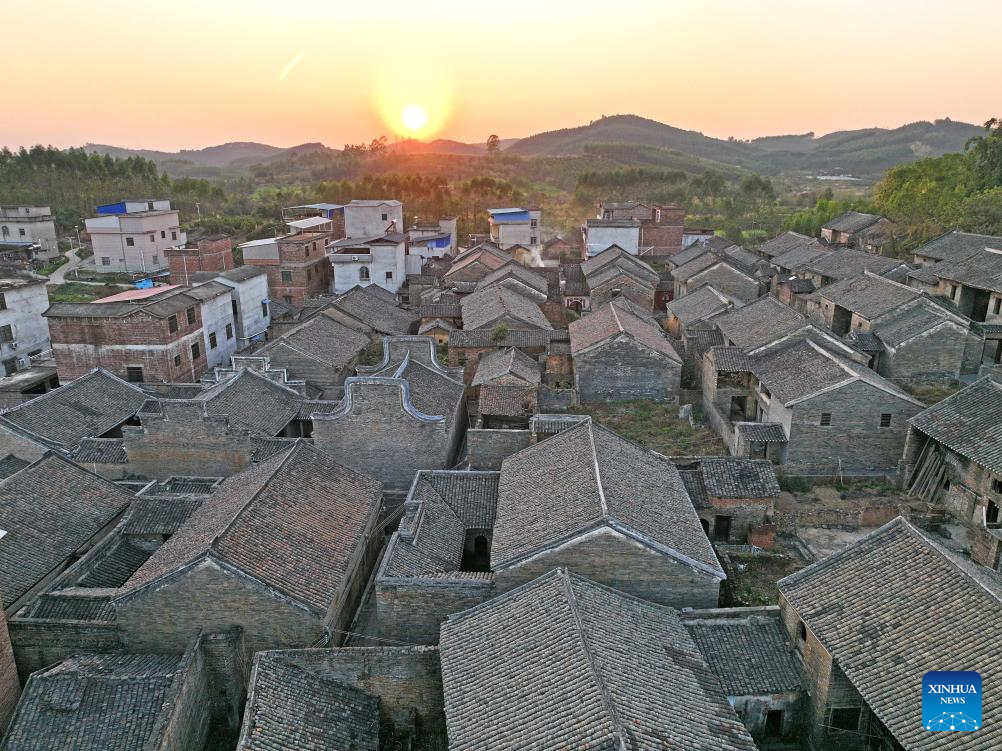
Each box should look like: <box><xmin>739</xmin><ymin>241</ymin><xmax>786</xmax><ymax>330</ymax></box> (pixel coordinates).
<box><xmin>344</xmin><ymin>202</ymin><xmax>404</xmax><ymax>238</ymax></box>
<box><xmin>0</xmin><ymin>282</ymin><xmax>51</xmax><ymax>371</ymax></box>
<box><xmin>586</xmin><ymin>226</ymin><xmax>640</xmax><ymax>257</ymax></box>
<box><xmin>87</xmin><ymin>211</ymin><xmax>185</xmax><ymax>273</ymax></box>
<box><xmin>0</xmin><ymin>210</ymin><xmax>59</xmax><ymax>256</ymax></box>
<box><xmin>199</xmin><ymin>292</ymin><xmax>238</xmax><ymax>369</ymax></box>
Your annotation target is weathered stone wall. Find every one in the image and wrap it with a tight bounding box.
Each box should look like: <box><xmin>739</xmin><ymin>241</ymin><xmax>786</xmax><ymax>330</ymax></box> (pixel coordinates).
<box><xmin>155</xmin><ymin>637</ymin><xmax>211</xmax><ymax>751</ymax></box>
<box><xmin>0</xmin><ymin>606</ymin><xmax>20</xmax><ymax>739</ymax></box>
<box><xmin>574</xmin><ymin>337</ymin><xmax>681</xmax><ymax>404</ymax></box>
<box><xmin>375</xmin><ymin>578</ymin><xmax>494</xmax><ymax>645</ymax></box>
<box><xmin>881</xmin><ymin>323</ymin><xmax>967</xmax><ymax>382</ymax></box>
<box><xmin>467</xmin><ymin>428</ymin><xmax>531</xmax><ymax>470</ymax></box>
<box><xmin>198</xmin><ymin>629</ymin><xmax>249</xmax><ymax>737</ymax></box>
<box><xmin>493</xmin><ymin>529</ymin><xmax>720</xmax><ymax>609</ymax></box>
<box><xmin>9</xmin><ymin>614</ymin><xmax>121</xmax><ymax>681</ymax></box>
<box><xmin>698</xmin><ymin>498</ymin><xmax>772</xmax><ymax>543</ymax></box>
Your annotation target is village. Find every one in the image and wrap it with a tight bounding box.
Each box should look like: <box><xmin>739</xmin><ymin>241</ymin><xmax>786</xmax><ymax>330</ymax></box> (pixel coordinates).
<box><xmin>0</xmin><ymin>194</ymin><xmax>999</xmax><ymax>751</ymax></box>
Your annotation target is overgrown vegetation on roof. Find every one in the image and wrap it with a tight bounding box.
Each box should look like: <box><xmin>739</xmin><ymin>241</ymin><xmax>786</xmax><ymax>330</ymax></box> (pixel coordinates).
<box><xmin>572</xmin><ymin>400</ymin><xmax>726</xmax><ymax>456</ymax></box>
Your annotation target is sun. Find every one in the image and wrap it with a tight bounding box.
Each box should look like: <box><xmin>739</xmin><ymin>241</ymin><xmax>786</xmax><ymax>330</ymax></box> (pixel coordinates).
<box><xmin>401</xmin><ymin>105</ymin><xmax>428</xmax><ymax>133</ymax></box>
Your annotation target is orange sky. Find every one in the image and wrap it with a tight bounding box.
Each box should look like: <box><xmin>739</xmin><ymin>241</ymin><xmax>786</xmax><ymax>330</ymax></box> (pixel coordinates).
<box><xmin>3</xmin><ymin>0</ymin><xmax>1000</xmax><ymax>150</ymax></box>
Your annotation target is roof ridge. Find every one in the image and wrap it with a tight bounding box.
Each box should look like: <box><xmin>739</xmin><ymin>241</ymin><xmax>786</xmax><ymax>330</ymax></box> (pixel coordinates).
<box><xmin>558</xmin><ymin>570</ymin><xmax>630</xmax><ymax>747</ymax></box>
<box><xmin>585</xmin><ymin>423</ymin><xmax>609</xmax><ymax>516</ymax></box>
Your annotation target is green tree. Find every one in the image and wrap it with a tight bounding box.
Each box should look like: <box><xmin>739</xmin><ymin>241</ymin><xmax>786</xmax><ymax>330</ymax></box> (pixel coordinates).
<box><xmin>965</xmin><ymin>117</ymin><xmax>1002</xmax><ymax>192</ymax></box>
<box><xmin>486</xmin><ymin>134</ymin><xmax>501</xmax><ymax>154</ymax></box>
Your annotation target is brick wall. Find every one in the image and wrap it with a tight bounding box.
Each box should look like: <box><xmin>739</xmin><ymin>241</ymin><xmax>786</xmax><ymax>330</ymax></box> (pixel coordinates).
<box><xmin>155</xmin><ymin>635</ymin><xmax>211</xmax><ymax>751</ymax></box>
<box><xmin>493</xmin><ymin>529</ymin><xmax>721</xmax><ymax>609</ymax></box>
<box><xmin>467</xmin><ymin>429</ymin><xmax>531</xmax><ymax>469</ymax></box>
<box><xmin>881</xmin><ymin>323</ymin><xmax>967</xmax><ymax>382</ymax></box>
<box><xmin>574</xmin><ymin>337</ymin><xmax>681</xmax><ymax>403</ymax></box>
<box><xmin>9</xmin><ymin>616</ymin><xmax>121</xmax><ymax>681</ymax></box>
<box><xmin>0</xmin><ymin>605</ymin><xmax>20</xmax><ymax>739</ymax></box>
<box><xmin>589</xmin><ymin>278</ymin><xmax>655</xmax><ymax>311</ymax></box>
<box><xmin>375</xmin><ymin>578</ymin><xmax>494</xmax><ymax>646</ymax></box>
<box><xmin>641</xmin><ymin>224</ymin><xmax>684</xmax><ymax>251</ymax></box>
<box><xmin>167</xmin><ymin>237</ymin><xmax>234</xmax><ymax>285</ymax></box>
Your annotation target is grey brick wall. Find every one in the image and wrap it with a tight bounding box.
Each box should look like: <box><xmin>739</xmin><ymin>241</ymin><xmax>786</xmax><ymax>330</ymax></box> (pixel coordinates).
<box><xmin>375</xmin><ymin>579</ymin><xmax>494</xmax><ymax>645</ymax></box>
<box><xmin>9</xmin><ymin>618</ymin><xmax>121</xmax><ymax>681</ymax></box>
<box><xmin>574</xmin><ymin>337</ymin><xmax>681</xmax><ymax>404</ymax></box>
<box><xmin>880</xmin><ymin>322</ymin><xmax>967</xmax><ymax>382</ymax></box>
<box><xmin>467</xmin><ymin>429</ymin><xmax>531</xmax><ymax>470</ymax></box>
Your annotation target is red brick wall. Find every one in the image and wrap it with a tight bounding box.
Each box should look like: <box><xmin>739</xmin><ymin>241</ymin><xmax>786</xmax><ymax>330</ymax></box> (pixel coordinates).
<box><xmin>0</xmin><ymin>604</ymin><xmax>20</xmax><ymax>739</ymax></box>
<box><xmin>641</xmin><ymin>224</ymin><xmax>684</xmax><ymax>251</ymax></box>
<box><xmin>262</xmin><ymin>255</ymin><xmax>331</xmax><ymax>306</ymax></box>
<box><xmin>167</xmin><ymin>237</ymin><xmax>234</xmax><ymax>284</ymax></box>
<box><xmin>48</xmin><ymin>309</ymin><xmax>207</xmax><ymax>382</ymax></box>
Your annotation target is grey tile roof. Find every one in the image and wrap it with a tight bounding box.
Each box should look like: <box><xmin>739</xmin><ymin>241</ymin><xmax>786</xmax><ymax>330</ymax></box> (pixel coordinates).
<box><xmin>471</xmin><ymin>347</ymin><xmax>541</xmax><ymax>387</ymax></box>
<box><xmin>2</xmin><ymin>653</ymin><xmax>184</xmax><ymax>750</ymax></box>
<box><xmin>121</xmin><ymin>442</ymin><xmax>382</xmax><ymax>614</ymax></box>
<box><xmin>569</xmin><ymin>300</ymin><xmax>681</xmax><ymax>361</ymax></box>
<box><xmin>778</xmin><ymin>517</ymin><xmax>1002</xmax><ymax>750</ymax></box>
<box><xmin>678</xmin><ymin>469</ymin><xmax>709</xmax><ymax>509</ymax></box>
<box><xmin>74</xmin><ymin>437</ymin><xmax>128</xmax><ymax>465</ymax></box>
<box><xmin>478</xmin><ymin>384</ymin><xmax>535</xmax><ymax>417</ymax></box>
<box><xmin>0</xmin><ymin>369</ymin><xmax>148</xmax><ymax>450</ymax></box>
<box><xmin>77</xmin><ymin>539</ymin><xmax>152</xmax><ymax>588</ymax></box>
<box><xmin>448</xmin><ymin>328</ymin><xmax>555</xmax><ymax>348</ymax></box>
<box><xmin>368</xmin><ymin>355</ymin><xmax>466</xmax><ymax>430</ymax></box>
<box><xmin>0</xmin><ymin>453</ymin><xmax>131</xmax><ymax>607</ymax></box>
<box><xmin>561</xmin><ymin>262</ymin><xmax>589</xmax><ymax>296</ymax></box>
<box><xmin>873</xmin><ymin>302</ymin><xmax>958</xmax><ymax>348</ymax></box>
<box><xmin>493</xmin><ymin>421</ymin><xmax>721</xmax><ymax>575</ymax></box>
<box><xmin>735</xmin><ymin>422</ymin><xmax>788</xmax><ymax>443</ymax></box>
<box><xmin>709</xmin><ymin>346</ymin><xmax>754</xmax><ymax>373</ymax></box>
<box><xmin>475</xmin><ymin>261</ymin><xmax>549</xmax><ymax>297</ymax></box>
<box><xmin>911</xmin><ymin>230</ymin><xmax>1002</xmax><ymax>262</ymax></box>
<box><xmin>699</xmin><ymin>457</ymin><xmax>780</xmax><ymax>498</ymax></box>
<box><xmin>684</xmin><ymin>612</ymin><xmax>802</xmax><ymax>695</ymax></box>
<box><xmin>459</xmin><ymin>286</ymin><xmax>553</xmax><ymax>331</ymax></box>
<box><xmin>756</xmin><ymin>231</ymin><xmax>813</xmax><ymax>258</ymax></box>
<box><xmin>122</xmin><ymin>496</ymin><xmax>205</xmax><ymax>536</ymax></box>
<box><xmin>237</xmin><ymin>652</ymin><xmax>379</xmax><ymax>751</ymax></box>
<box><xmin>822</xmin><ymin>210</ymin><xmax>883</xmax><ymax>234</ymax></box>
<box><xmin>194</xmin><ymin>369</ymin><xmax>302</xmax><ymax>436</ymax></box>
<box><xmin>819</xmin><ymin>272</ymin><xmax>921</xmax><ymax>320</ymax></box>
<box><xmin>416</xmin><ymin>302</ymin><xmax>462</xmax><ymax>319</ymax></box>
<box><xmin>686</xmin><ymin>328</ymin><xmax>725</xmax><ymax>358</ymax></box>
<box><xmin>331</xmin><ymin>286</ymin><xmax>418</xmax><ymax>334</ymax></box>
<box><xmin>770</xmin><ymin>239</ymin><xmax>829</xmax><ymax>271</ymax></box>
<box><xmin>0</xmin><ymin>453</ymin><xmax>30</xmax><ymax>479</ymax></box>
<box><xmin>668</xmin><ymin>244</ymin><xmax>714</xmax><ymax>269</ymax></box>
<box><xmin>845</xmin><ymin>330</ymin><xmax>885</xmax><ymax>352</ymax></box>
<box><xmin>581</xmin><ymin>245</ymin><xmax>659</xmax><ymax>286</ymax></box>
<box><xmin>909</xmin><ymin>377</ymin><xmax>1002</xmax><ymax>473</ymax></box>
<box><xmin>930</xmin><ymin>247</ymin><xmax>1002</xmax><ymax>293</ymax></box>
<box><xmin>440</xmin><ymin>569</ymin><xmax>756</xmax><ymax>751</ymax></box>
<box><xmin>802</xmin><ymin>248</ymin><xmax>908</xmax><ymax>282</ymax></box>
<box><xmin>672</xmin><ymin>251</ymin><xmax>725</xmax><ymax>282</ymax></box>
<box><xmin>24</xmin><ymin>592</ymin><xmax>116</xmax><ymax>622</ymax></box>
<box><xmin>258</xmin><ymin>313</ymin><xmax>370</xmax><ymax>374</ymax></box>
<box><xmin>711</xmin><ymin>296</ymin><xmax>806</xmax><ymax>350</ymax></box>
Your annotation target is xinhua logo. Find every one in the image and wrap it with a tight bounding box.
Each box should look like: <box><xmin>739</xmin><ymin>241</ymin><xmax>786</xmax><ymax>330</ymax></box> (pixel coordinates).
<box><xmin>923</xmin><ymin>671</ymin><xmax>982</xmax><ymax>731</ymax></box>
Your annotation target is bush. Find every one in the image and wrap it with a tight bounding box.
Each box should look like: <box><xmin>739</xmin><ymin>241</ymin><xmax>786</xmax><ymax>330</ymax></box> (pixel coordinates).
<box><xmin>778</xmin><ymin>474</ymin><xmax>810</xmax><ymax>493</ymax></box>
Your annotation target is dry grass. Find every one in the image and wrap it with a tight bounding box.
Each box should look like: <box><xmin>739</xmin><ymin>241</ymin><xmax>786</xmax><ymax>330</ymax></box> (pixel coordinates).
<box><xmin>574</xmin><ymin>399</ymin><xmax>727</xmax><ymax>456</ymax></box>
<box><xmin>904</xmin><ymin>381</ymin><xmax>961</xmax><ymax>406</ymax></box>
<box><xmin>46</xmin><ymin>283</ymin><xmax>126</xmax><ymax>303</ymax></box>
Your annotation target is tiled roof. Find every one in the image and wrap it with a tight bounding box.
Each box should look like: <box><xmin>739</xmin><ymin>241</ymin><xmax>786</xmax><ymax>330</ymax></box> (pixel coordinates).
<box><xmin>0</xmin><ymin>453</ymin><xmax>131</xmax><ymax>607</ymax></box>
<box><xmin>684</xmin><ymin>612</ymin><xmax>802</xmax><ymax>695</ymax></box>
<box><xmin>459</xmin><ymin>286</ymin><xmax>553</xmax><ymax>331</ymax></box>
<box><xmin>779</xmin><ymin>517</ymin><xmax>1002</xmax><ymax>750</ymax></box>
<box><xmin>873</xmin><ymin>302</ymin><xmax>958</xmax><ymax>348</ymax></box>
<box><xmin>912</xmin><ymin>230</ymin><xmax>1002</xmax><ymax>262</ymax></box>
<box><xmin>478</xmin><ymin>384</ymin><xmax>535</xmax><ymax>417</ymax></box>
<box><xmin>671</xmin><ymin>252</ymin><xmax>723</xmax><ymax>282</ymax></box>
<box><xmin>822</xmin><ymin>210</ymin><xmax>883</xmax><ymax>234</ymax></box>
<box><xmin>259</xmin><ymin>313</ymin><xmax>370</xmax><ymax>374</ymax></box>
<box><xmin>194</xmin><ymin>369</ymin><xmax>302</xmax><ymax>436</ymax></box>
<box><xmin>0</xmin><ymin>453</ymin><xmax>30</xmax><ymax>479</ymax></box>
<box><xmin>122</xmin><ymin>496</ymin><xmax>205</xmax><ymax>536</ymax></box>
<box><xmin>445</xmin><ymin>245</ymin><xmax>510</xmax><ymax>278</ymax></box>
<box><xmin>3</xmin><ymin>654</ymin><xmax>183</xmax><ymax>750</ymax></box>
<box><xmin>581</xmin><ymin>245</ymin><xmax>658</xmax><ymax>285</ymax></box>
<box><xmin>121</xmin><ymin>442</ymin><xmax>382</xmax><ymax>614</ymax></box>
<box><xmin>668</xmin><ymin>244</ymin><xmax>713</xmax><ymax>269</ymax></box>
<box><xmin>475</xmin><ymin>261</ymin><xmax>549</xmax><ymax>297</ymax></box>
<box><xmin>845</xmin><ymin>330</ymin><xmax>885</xmax><ymax>352</ymax></box>
<box><xmin>569</xmin><ymin>300</ymin><xmax>681</xmax><ymax>361</ymax></box>
<box><xmin>330</xmin><ymin>286</ymin><xmax>417</xmax><ymax>334</ymax></box>
<box><xmin>756</xmin><ymin>231</ymin><xmax>813</xmax><ymax>258</ymax></box>
<box><xmin>699</xmin><ymin>457</ymin><xmax>780</xmax><ymax>498</ymax></box>
<box><xmin>416</xmin><ymin>302</ymin><xmax>462</xmax><ymax>319</ymax></box>
<box><xmin>493</xmin><ymin>421</ymin><xmax>721</xmax><ymax>575</ymax></box>
<box><xmin>708</xmin><ymin>346</ymin><xmax>754</xmax><ymax>373</ymax></box>
<box><xmin>802</xmin><ymin>248</ymin><xmax>907</xmax><ymax>282</ymax></box>
<box><xmin>76</xmin><ymin>539</ymin><xmax>152</xmax><ymax>588</ymax></box>
<box><xmin>678</xmin><ymin>469</ymin><xmax>709</xmax><ymax>509</ymax></box>
<box><xmin>929</xmin><ymin>247</ymin><xmax>1002</xmax><ymax>293</ymax></box>
<box><xmin>0</xmin><ymin>369</ymin><xmax>147</xmax><ymax>450</ymax></box>
<box><xmin>74</xmin><ymin>437</ymin><xmax>128</xmax><ymax>465</ymax></box>
<box><xmin>909</xmin><ymin>377</ymin><xmax>1002</xmax><ymax>473</ymax></box>
<box><xmin>440</xmin><ymin>569</ymin><xmax>756</xmax><ymax>751</ymax></box>
<box><xmin>24</xmin><ymin>592</ymin><xmax>116</xmax><ymax>622</ymax></box>
<box><xmin>418</xmin><ymin>318</ymin><xmax>456</xmax><ymax>334</ymax></box>
<box><xmin>818</xmin><ymin>272</ymin><xmax>920</xmax><ymax>320</ymax></box>
<box><xmin>770</xmin><ymin>239</ymin><xmax>829</xmax><ymax>271</ymax></box>
<box><xmin>735</xmin><ymin>422</ymin><xmax>788</xmax><ymax>443</ymax></box>
<box><xmin>686</xmin><ymin>328</ymin><xmax>725</xmax><ymax>358</ymax></box>
<box><xmin>448</xmin><ymin>328</ymin><xmax>555</xmax><ymax>348</ymax></box>
<box><xmin>561</xmin><ymin>263</ymin><xmax>589</xmax><ymax>296</ymax></box>
<box><xmin>237</xmin><ymin>652</ymin><xmax>379</xmax><ymax>751</ymax></box>
<box><xmin>368</xmin><ymin>352</ymin><xmax>466</xmax><ymax>430</ymax></box>
<box><xmin>471</xmin><ymin>347</ymin><xmax>541</xmax><ymax>387</ymax></box>
<box><xmin>711</xmin><ymin>296</ymin><xmax>806</xmax><ymax>350</ymax></box>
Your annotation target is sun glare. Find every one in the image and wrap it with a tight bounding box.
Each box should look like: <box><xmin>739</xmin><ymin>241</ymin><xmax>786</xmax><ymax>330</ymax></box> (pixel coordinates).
<box><xmin>401</xmin><ymin>105</ymin><xmax>428</xmax><ymax>132</ymax></box>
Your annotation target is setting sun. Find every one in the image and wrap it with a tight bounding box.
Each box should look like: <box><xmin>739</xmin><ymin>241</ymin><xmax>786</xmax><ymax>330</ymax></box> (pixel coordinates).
<box><xmin>401</xmin><ymin>105</ymin><xmax>429</xmax><ymax>133</ymax></box>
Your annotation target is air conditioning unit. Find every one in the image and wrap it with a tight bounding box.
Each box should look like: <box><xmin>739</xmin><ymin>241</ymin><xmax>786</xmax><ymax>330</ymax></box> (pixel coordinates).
<box><xmin>8</xmin><ymin>341</ymin><xmax>17</xmax><ymax>350</ymax></box>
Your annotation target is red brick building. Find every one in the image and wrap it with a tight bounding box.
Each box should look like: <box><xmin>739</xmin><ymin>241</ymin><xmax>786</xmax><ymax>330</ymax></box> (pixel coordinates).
<box><xmin>598</xmin><ymin>201</ymin><xmax>685</xmax><ymax>255</ymax></box>
<box><xmin>166</xmin><ymin>235</ymin><xmax>235</xmax><ymax>285</ymax></box>
<box><xmin>240</xmin><ymin>232</ymin><xmax>332</xmax><ymax>306</ymax></box>
<box><xmin>45</xmin><ymin>285</ymin><xmax>224</xmax><ymax>382</ymax></box>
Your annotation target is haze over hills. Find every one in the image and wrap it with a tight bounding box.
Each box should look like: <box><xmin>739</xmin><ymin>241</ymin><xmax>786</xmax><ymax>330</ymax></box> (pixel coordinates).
<box><xmin>81</xmin><ymin>114</ymin><xmax>983</xmax><ymax>178</ymax></box>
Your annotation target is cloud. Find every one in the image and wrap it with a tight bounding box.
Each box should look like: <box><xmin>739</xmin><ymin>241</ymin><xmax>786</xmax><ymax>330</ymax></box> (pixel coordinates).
<box><xmin>278</xmin><ymin>51</ymin><xmax>307</xmax><ymax>84</ymax></box>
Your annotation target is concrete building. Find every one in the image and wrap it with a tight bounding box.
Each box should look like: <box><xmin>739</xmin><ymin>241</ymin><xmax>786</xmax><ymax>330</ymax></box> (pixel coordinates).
<box><xmin>328</xmin><ymin>233</ymin><xmax>407</xmax><ymax>294</ymax></box>
<box><xmin>583</xmin><ymin>218</ymin><xmax>640</xmax><ymax>257</ymax></box>
<box><xmin>239</xmin><ymin>231</ymin><xmax>331</xmax><ymax>306</ymax></box>
<box><xmin>188</xmin><ymin>265</ymin><xmax>271</xmax><ymax>347</ymax></box>
<box><xmin>344</xmin><ymin>200</ymin><xmax>403</xmax><ymax>238</ymax></box>
<box><xmin>584</xmin><ymin>201</ymin><xmax>685</xmax><ymax>257</ymax></box>
<box><xmin>0</xmin><ymin>205</ymin><xmax>59</xmax><ymax>260</ymax></box>
<box><xmin>0</xmin><ymin>275</ymin><xmax>50</xmax><ymax>377</ymax></box>
<box><xmin>85</xmin><ymin>199</ymin><xmax>185</xmax><ymax>274</ymax></box>
<box><xmin>487</xmin><ymin>207</ymin><xmax>541</xmax><ymax>250</ymax></box>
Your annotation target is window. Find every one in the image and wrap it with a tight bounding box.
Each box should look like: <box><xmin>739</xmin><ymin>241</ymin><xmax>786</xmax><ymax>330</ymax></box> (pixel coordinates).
<box><xmin>161</xmin><ymin>230</ymin><xmax>166</xmax><ymax>239</ymax></box>
<box><xmin>101</xmin><ymin>256</ymin><xmax>111</xmax><ymax>266</ymax></box>
<box><xmin>149</xmin><ymin>234</ymin><xmax>155</xmax><ymax>242</ymax></box>
<box><xmin>530</xmin><ymin>236</ymin><xmax>538</xmax><ymax>245</ymax></box>
<box><xmin>830</xmin><ymin>708</ymin><xmax>861</xmax><ymax>732</ymax></box>
<box><xmin>173</xmin><ymin>354</ymin><xmax>181</xmax><ymax>367</ymax></box>
<box><xmin>0</xmin><ymin>294</ymin><xmax>5</xmax><ymax>311</ymax></box>
<box><xmin>191</xmin><ymin>341</ymin><xmax>201</xmax><ymax>360</ymax></box>
<box><xmin>147</xmin><ymin>201</ymin><xmax>155</xmax><ymax>211</ymax></box>
<box><xmin>282</xmin><ymin>295</ymin><xmax>292</xmax><ymax>305</ymax></box>
<box><xmin>125</xmin><ymin>366</ymin><xmax>144</xmax><ymax>383</ymax></box>
<box><xmin>171</xmin><ymin>231</ymin><xmax>177</xmax><ymax>241</ymax></box>
<box><xmin>126</xmin><ymin>237</ymin><xmax>135</xmax><ymax>247</ymax></box>
<box><xmin>0</xmin><ymin>325</ymin><xmax>13</xmax><ymax>343</ymax></box>
<box><xmin>530</xmin><ymin>218</ymin><xmax>537</xmax><ymax>228</ymax></box>
<box><xmin>995</xmin><ymin>298</ymin><xmax>1002</xmax><ymax>316</ymax></box>
<box><xmin>993</xmin><ymin>479</ymin><xmax>1002</xmax><ymax>493</ymax></box>
<box><xmin>306</xmin><ymin>269</ymin><xmax>312</xmax><ymax>281</ymax></box>
<box><xmin>151</xmin><ymin>256</ymin><xmax>158</xmax><ymax>266</ymax></box>
<box><xmin>765</xmin><ymin>710</ymin><xmax>784</xmax><ymax>738</ymax></box>
<box><xmin>879</xmin><ymin>413</ymin><xmax>892</xmax><ymax>428</ymax></box>
<box><xmin>987</xmin><ymin>500</ymin><xmax>1000</xmax><ymax>525</ymax></box>
<box><xmin>385</xmin><ymin>271</ymin><xmax>393</xmax><ymax>281</ymax></box>
<box><xmin>225</xmin><ymin>323</ymin><xmax>233</xmax><ymax>339</ymax></box>
<box><xmin>261</xmin><ymin>301</ymin><xmax>269</xmax><ymax>318</ymax></box>
<box><xmin>281</xmin><ymin>271</ymin><xmax>293</xmax><ymax>283</ymax></box>
<box><xmin>950</xmin><ymin>284</ymin><xmax>958</xmax><ymax>299</ymax></box>
<box><xmin>381</xmin><ymin>213</ymin><xmax>388</xmax><ymax>221</ymax></box>
<box><xmin>796</xmin><ymin>620</ymin><xmax>807</xmax><ymax>650</ymax></box>
<box><xmin>186</xmin><ymin>307</ymin><xmax>196</xmax><ymax>325</ymax></box>
<box><xmin>167</xmin><ymin>315</ymin><xmax>179</xmax><ymax>333</ymax></box>
<box><xmin>208</xmin><ymin>332</ymin><xmax>218</xmax><ymax>349</ymax></box>
<box><xmin>231</xmin><ymin>300</ymin><xmax>239</xmax><ymax>318</ymax></box>
<box><xmin>359</xmin><ymin>267</ymin><xmax>370</xmax><ymax>281</ymax></box>
<box><xmin>819</xmin><ymin>412</ymin><xmax>832</xmax><ymax>426</ymax></box>
<box><xmin>18</xmin><ymin>228</ymin><xmax>25</xmax><ymax>237</ymax></box>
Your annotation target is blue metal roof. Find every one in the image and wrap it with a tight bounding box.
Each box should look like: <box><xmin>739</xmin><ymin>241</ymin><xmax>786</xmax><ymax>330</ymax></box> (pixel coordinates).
<box><xmin>96</xmin><ymin>201</ymin><xmax>127</xmax><ymax>215</ymax></box>
<box><xmin>488</xmin><ymin>208</ymin><xmax>529</xmax><ymax>223</ymax></box>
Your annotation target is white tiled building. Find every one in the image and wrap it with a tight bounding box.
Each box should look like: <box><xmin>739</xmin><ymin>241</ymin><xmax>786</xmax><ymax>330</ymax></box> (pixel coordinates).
<box><xmin>85</xmin><ymin>199</ymin><xmax>186</xmax><ymax>274</ymax></box>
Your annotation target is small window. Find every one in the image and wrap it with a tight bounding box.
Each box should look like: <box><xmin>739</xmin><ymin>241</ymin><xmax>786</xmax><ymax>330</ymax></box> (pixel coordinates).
<box><xmin>359</xmin><ymin>267</ymin><xmax>370</xmax><ymax>281</ymax></box>
<box><xmin>830</xmin><ymin>707</ymin><xmax>861</xmax><ymax>732</ymax></box>
<box><xmin>530</xmin><ymin>218</ymin><xmax>537</xmax><ymax>228</ymax></box>
<box><xmin>819</xmin><ymin>412</ymin><xmax>832</xmax><ymax>426</ymax></box>
<box><xmin>171</xmin><ymin>231</ymin><xmax>177</xmax><ymax>241</ymax></box>
<box><xmin>208</xmin><ymin>332</ymin><xmax>218</xmax><ymax>349</ymax></box>
<box><xmin>282</xmin><ymin>295</ymin><xmax>292</xmax><ymax>305</ymax></box>
<box><xmin>231</xmin><ymin>300</ymin><xmax>239</xmax><ymax>317</ymax></box>
<box><xmin>530</xmin><ymin>236</ymin><xmax>538</xmax><ymax>245</ymax></box>
<box><xmin>125</xmin><ymin>237</ymin><xmax>135</xmax><ymax>247</ymax></box>
<box><xmin>168</xmin><ymin>314</ymin><xmax>179</xmax><ymax>333</ymax></box>
<box><xmin>261</xmin><ymin>301</ymin><xmax>269</xmax><ymax>318</ymax></box>
<box><xmin>18</xmin><ymin>228</ymin><xmax>25</xmax><ymax>237</ymax></box>
<box><xmin>385</xmin><ymin>271</ymin><xmax>393</xmax><ymax>281</ymax></box>
<box><xmin>306</xmin><ymin>269</ymin><xmax>312</xmax><ymax>281</ymax></box>
<box><xmin>0</xmin><ymin>325</ymin><xmax>13</xmax><ymax>343</ymax></box>
<box><xmin>147</xmin><ymin>201</ymin><xmax>154</xmax><ymax>211</ymax></box>
<box><xmin>879</xmin><ymin>413</ymin><xmax>892</xmax><ymax>428</ymax></box>
<box><xmin>186</xmin><ymin>307</ymin><xmax>196</xmax><ymax>325</ymax></box>
<box><xmin>101</xmin><ymin>256</ymin><xmax>111</xmax><ymax>266</ymax></box>
<box><xmin>161</xmin><ymin>230</ymin><xmax>166</xmax><ymax>239</ymax></box>
<box><xmin>992</xmin><ymin>479</ymin><xmax>1002</xmax><ymax>494</ymax></box>
<box><xmin>125</xmin><ymin>366</ymin><xmax>144</xmax><ymax>383</ymax></box>
<box><xmin>987</xmin><ymin>500</ymin><xmax>1000</xmax><ymax>525</ymax></box>
<box><xmin>994</xmin><ymin>298</ymin><xmax>1001</xmax><ymax>315</ymax></box>
<box><xmin>149</xmin><ymin>234</ymin><xmax>155</xmax><ymax>242</ymax></box>
<box><xmin>0</xmin><ymin>294</ymin><xmax>5</xmax><ymax>311</ymax></box>
<box><xmin>281</xmin><ymin>270</ymin><xmax>293</xmax><ymax>283</ymax></box>
<box><xmin>173</xmin><ymin>354</ymin><xmax>181</xmax><ymax>367</ymax></box>
<box><xmin>191</xmin><ymin>341</ymin><xmax>201</xmax><ymax>360</ymax></box>
<box><xmin>381</xmin><ymin>213</ymin><xmax>388</xmax><ymax>221</ymax></box>
<box><xmin>797</xmin><ymin>621</ymin><xmax>807</xmax><ymax>647</ymax></box>
<box><xmin>225</xmin><ymin>323</ymin><xmax>233</xmax><ymax>339</ymax></box>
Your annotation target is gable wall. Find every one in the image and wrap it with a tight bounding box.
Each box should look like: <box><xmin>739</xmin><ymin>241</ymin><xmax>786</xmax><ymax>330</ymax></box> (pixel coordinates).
<box><xmin>575</xmin><ymin>336</ymin><xmax>680</xmax><ymax>404</ymax></box>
